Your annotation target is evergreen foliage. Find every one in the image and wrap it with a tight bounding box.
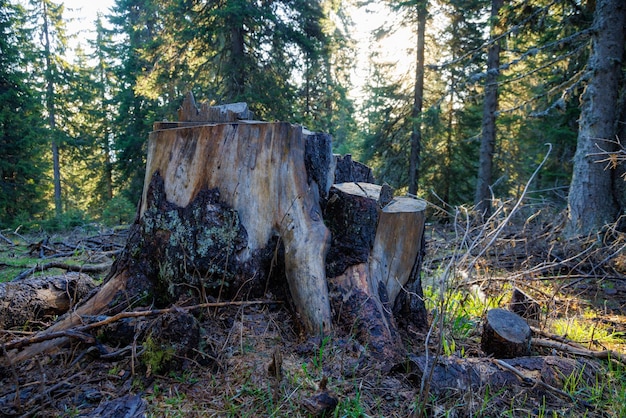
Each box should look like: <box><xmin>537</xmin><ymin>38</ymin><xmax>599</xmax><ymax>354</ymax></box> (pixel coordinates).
<box><xmin>0</xmin><ymin>1</ymin><xmax>47</xmax><ymax>227</ymax></box>
<box><xmin>360</xmin><ymin>0</ymin><xmax>600</xmax><ymax>216</ymax></box>
<box><xmin>0</xmin><ymin>0</ymin><xmax>623</xmax><ymax>233</ymax></box>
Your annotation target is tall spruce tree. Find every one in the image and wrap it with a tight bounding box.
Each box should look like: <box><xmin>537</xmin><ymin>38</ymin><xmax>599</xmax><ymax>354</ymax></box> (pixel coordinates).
<box><xmin>108</xmin><ymin>0</ymin><xmax>165</xmax><ymax>202</ymax></box>
<box><xmin>474</xmin><ymin>0</ymin><xmax>503</xmax><ymax>216</ymax></box>
<box><xmin>566</xmin><ymin>0</ymin><xmax>626</xmax><ymax>235</ymax></box>
<box><xmin>87</xmin><ymin>15</ymin><xmax>117</xmax><ymax>209</ymax></box>
<box><xmin>25</xmin><ymin>0</ymin><xmax>70</xmax><ymax>216</ymax></box>
<box><xmin>431</xmin><ymin>0</ymin><xmax>484</xmax><ymax>206</ymax></box>
<box><xmin>408</xmin><ymin>0</ymin><xmax>427</xmax><ymax>195</ymax></box>
<box><xmin>0</xmin><ymin>0</ymin><xmax>47</xmax><ymax>227</ymax></box>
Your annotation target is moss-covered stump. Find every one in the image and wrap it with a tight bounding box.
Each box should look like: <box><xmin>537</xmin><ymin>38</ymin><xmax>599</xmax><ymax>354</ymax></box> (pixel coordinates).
<box><xmin>122</xmin><ymin>172</ymin><xmax>250</xmax><ymax>306</ymax></box>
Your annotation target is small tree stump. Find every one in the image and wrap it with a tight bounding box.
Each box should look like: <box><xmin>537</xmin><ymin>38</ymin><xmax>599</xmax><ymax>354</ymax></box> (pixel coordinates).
<box><xmin>325</xmin><ymin>182</ymin><xmax>427</xmax><ymax>363</ymax></box>
<box><xmin>481</xmin><ymin>308</ymin><xmax>531</xmax><ymax>358</ymax></box>
<box><xmin>509</xmin><ymin>287</ymin><xmax>541</xmax><ymax>322</ymax></box>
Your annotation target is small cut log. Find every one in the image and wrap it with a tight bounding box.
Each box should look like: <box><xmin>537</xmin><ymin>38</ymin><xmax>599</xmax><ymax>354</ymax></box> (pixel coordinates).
<box><xmin>481</xmin><ymin>308</ymin><xmax>532</xmax><ymax>358</ymax></box>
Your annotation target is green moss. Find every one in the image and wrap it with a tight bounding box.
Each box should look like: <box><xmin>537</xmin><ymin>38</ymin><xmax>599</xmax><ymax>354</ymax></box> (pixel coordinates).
<box><xmin>141</xmin><ymin>334</ymin><xmax>175</xmax><ymax>376</ymax></box>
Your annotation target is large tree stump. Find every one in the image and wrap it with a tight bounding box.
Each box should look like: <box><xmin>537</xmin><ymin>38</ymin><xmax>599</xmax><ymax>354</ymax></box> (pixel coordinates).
<box><xmin>5</xmin><ymin>93</ymin><xmax>428</xmax><ymax>364</ymax></box>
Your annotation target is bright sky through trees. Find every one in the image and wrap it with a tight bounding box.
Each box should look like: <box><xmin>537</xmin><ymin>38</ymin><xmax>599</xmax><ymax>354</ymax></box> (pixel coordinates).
<box><xmin>58</xmin><ymin>0</ymin><xmax>412</xmax><ymax>101</ymax></box>
<box><xmin>60</xmin><ymin>0</ymin><xmax>114</xmax><ymax>52</ymax></box>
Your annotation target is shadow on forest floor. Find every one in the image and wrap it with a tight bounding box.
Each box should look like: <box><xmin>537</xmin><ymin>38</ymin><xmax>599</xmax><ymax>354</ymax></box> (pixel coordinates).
<box><xmin>0</xmin><ymin>207</ymin><xmax>625</xmax><ymax>417</ymax></box>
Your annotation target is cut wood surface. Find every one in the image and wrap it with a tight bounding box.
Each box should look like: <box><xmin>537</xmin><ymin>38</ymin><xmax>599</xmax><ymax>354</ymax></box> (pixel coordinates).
<box><xmin>370</xmin><ymin>196</ymin><xmax>427</xmax><ymax>307</ymax></box>
<box><xmin>481</xmin><ymin>308</ymin><xmax>532</xmax><ymax>358</ymax></box>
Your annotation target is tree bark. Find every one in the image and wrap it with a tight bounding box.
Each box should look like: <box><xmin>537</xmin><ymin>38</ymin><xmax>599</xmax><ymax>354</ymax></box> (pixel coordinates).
<box><xmin>474</xmin><ymin>0</ymin><xmax>503</xmax><ymax>216</ymax></box>
<box><xmin>408</xmin><ymin>2</ymin><xmax>427</xmax><ymax>196</ymax></box>
<box><xmin>42</xmin><ymin>0</ymin><xmax>62</xmax><ymax>217</ymax></box>
<box><xmin>566</xmin><ymin>0</ymin><xmax>626</xmax><ymax>236</ymax></box>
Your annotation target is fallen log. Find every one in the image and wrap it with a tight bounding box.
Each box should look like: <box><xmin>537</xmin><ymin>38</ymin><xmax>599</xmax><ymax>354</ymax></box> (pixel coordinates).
<box><xmin>403</xmin><ymin>354</ymin><xmax>600</xmax><ymax>404</ymax></box>
<box><xmin>0</xmin><ymin>273</ymin><xmax>97</xmax><ymax>329</ymax></box>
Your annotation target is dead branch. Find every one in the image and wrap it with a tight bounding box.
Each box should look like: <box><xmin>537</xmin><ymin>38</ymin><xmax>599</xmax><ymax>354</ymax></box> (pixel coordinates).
<box><xmin>14</xmin><ymin>262</ymin><xmax>112</xmax><ymax>281</ymax></box>
<box><xmin>2</xmin><ymin>300</ymin><xmax>280</xmax><ymax>353</ymax></box>
<box><xmin>532</xmin><ymin>338</ymin><xmax>626</xmax><ymax>365</ymax></box>
<box><xmin>491</xmin><ymin>358</ymin><xmax>576</xmax><ymax>402</ymax></box>
<box><xmin>0</xmin><ymin>232</ymin><xmax>13</xmax><ymax>246</ymax></box>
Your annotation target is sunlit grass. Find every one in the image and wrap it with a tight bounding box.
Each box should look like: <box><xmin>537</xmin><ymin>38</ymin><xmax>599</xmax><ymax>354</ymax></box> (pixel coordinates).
<box><xmin>548</xmin><ymin>314</ymin><xmax>626</xmax><ymax>351</ymax></box>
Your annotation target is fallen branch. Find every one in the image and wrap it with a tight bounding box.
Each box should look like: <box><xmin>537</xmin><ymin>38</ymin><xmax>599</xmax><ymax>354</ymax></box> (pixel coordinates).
<box><xmin>2</xmin><ymin>300</ymin><xmax>280</xmax><ymax>353</ymax></box>
<box><xmin>492</xmin><ymin>358</ymin><xmax>576</xmax><ymax>402</ymax></box>
<box><xmin>0</xmin><ymin>232</ymin><xmax>13</xmax><ymax>246</ymax></box>
<box><xmin>532</xmin><ymin>338</ymin><xmax>626</xmax><ymax>365</ymax></box>
<box><xmin>14</xmin><ymin>262</ymin><xmax>112</xmax><ymax>281</ymax></box>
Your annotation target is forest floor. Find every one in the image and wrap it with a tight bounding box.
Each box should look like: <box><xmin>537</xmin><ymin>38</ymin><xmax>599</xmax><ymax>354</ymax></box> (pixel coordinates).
<box><xmin>0</xmin><ymin>205</ymin><xmax>625</xmax><ymax>417</ymax></box>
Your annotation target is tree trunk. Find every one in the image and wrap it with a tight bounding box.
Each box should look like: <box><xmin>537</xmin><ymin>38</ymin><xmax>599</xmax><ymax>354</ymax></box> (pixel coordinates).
<box><xmin>408</xmin><ymin>2</ymin><xmax>427</xmax><ymax>196</ymax></box>
<box><xmin>566</xmin><ymin>0</ymin><xmax>626</xmax><ymax>236</ymax></box>
<box><xmin>6</xmin><ymin>93</ymin><xmax>427</xmax><ymax>364</ymax></box>
<box><xmin>42</xmin><ymin>0</ymin><xmax>62</xmax><ymax>217</ymax></box>
<box><xmin>474</xmin><ymin>0</ymin><xmax>503</xmax><ymax>216</ymax></box>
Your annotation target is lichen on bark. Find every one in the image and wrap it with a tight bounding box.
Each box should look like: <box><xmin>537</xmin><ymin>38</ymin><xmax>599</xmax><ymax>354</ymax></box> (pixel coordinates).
<box><xmin>133</xmin><ymin>171</ymin><xmax>248</xmax><ymax>304</ymax></box>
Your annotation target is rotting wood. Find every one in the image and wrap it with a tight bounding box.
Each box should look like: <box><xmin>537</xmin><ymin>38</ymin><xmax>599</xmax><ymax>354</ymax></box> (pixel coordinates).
<box><xmin>402</xmin><ymin>354</ymin><xmax>599</xmax><ymax>406</ymax></box>
<box><xmin>0</xmin><ymin>273</ymin><xmax>97</xmax><ymax>329</ymax></box>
